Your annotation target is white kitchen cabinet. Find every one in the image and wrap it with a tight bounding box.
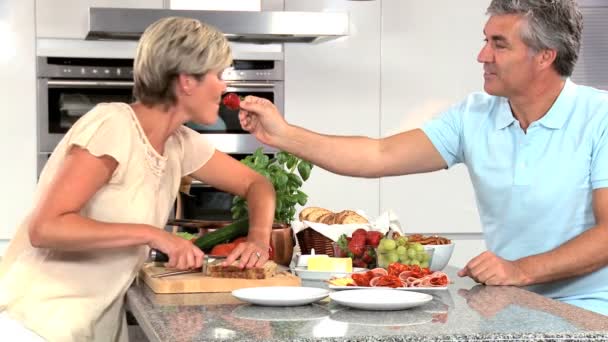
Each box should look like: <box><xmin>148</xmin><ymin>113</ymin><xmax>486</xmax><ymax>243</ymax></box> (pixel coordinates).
<box><xmin>169</xmin><ymin>0</ymin><xmax>261</xmax><ymax>11</ymax></box>
<box><xmin>284</xmin><ymin>0</ymin><xmax>381</xmax><ymax>218</ymax></box>
<box><xmin>380</xmin><ymin>0</ymin><xmax>491</xmax><ymax>234</ymax></box>
<box><xmin>35</xmin><ymin>0</ymin><xmax>164</xmax><ymax>39</ymax></box>
<box><xmin>0</xmin><ymin>0</ymin><xmax>37</xmax><ymax>248</ymax></box>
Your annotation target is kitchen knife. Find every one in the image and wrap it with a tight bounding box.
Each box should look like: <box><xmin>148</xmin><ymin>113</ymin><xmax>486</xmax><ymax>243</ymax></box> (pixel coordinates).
<box><xmin>148</xmin><ymin>249</ymin><xmax>170</xmax><ymax>263</ymax></box>
<box><xmin>148</xmin><ymin>248</ymin><xmax>228</xmax><ymax>263</ymax></box>
<box><xmin>150</xmin><ymin>254</ymin><xmax>227</xmax><ymax>278</ymax></box>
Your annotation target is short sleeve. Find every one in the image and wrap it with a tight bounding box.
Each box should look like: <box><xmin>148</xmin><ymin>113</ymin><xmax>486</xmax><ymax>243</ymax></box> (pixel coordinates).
<box><xmin>421</xmin><ymin>101</ymin><xmax>466</xmax><ymax>168</ymax></box>
<box><xmin>65</xmin><ymin>104</ymin><xmax>132</xmax><ymax>183</ymax></box>
<box><xmin>176</xmin><ymin>126</ymin><xmax>216</xmax><ymax>176</ymax></box>
<box><xmin>590</xmin><ymin>111</ymin><xmax>608</xmax><ymax>189</ymax></box>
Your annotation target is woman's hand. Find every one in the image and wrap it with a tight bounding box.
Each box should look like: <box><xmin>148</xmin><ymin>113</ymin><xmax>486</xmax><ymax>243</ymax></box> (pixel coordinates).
<box><xmin>222</xmin><ymin>239</ymin><xmax>270</xmax><ymax>269</ymax></box>
<box><xmin>238</xmin><ymin>96</ymin><xmax>289</xmax><ymax>147</ymax></box>
<box><xmin>149</xmin><ymin>229</ymin><xmax>205</xmax><ymax>270</ymax></box>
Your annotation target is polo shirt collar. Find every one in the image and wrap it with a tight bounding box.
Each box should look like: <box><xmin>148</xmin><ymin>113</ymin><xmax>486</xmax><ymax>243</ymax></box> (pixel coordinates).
<box><xmin>494</xmin><ymin>78</ymin><xmax>576</xmax><ymax>130</ymax></box>
<box><xmin>495</xmin><ymin>97</ymin><xmax>516</xmax><ymax>130</ymax></box>
<box><xmin>536</xmin><ymin>78</ymin><xmax>576</xmax><ymax>130</ymax></box>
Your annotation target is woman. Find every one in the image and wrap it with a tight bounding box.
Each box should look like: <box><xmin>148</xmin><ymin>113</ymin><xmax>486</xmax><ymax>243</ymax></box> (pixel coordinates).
<box><xmin>0</xmin><ymin>17</ymin><xmax>275</xmax><ymax>341</ymax></box>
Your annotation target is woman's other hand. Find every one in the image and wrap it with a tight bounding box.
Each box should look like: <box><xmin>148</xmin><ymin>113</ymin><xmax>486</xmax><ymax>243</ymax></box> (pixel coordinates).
<box><xmin>238</xmin><ymin>96</ymin><xmax>289</xmax><ymax>147</ymax></box>
<box><xmin>149</xmin><ymin>230</ymin><xmax>205</xmax><ymax>270</ymax></box>
<box><xmin>222</xmin><ymin>239</ymin><xmax>270</xmax><ymax>269</ymax></box>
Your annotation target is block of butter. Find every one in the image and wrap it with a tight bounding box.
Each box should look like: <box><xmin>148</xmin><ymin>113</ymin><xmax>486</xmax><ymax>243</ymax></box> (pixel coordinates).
<box><xmin>307</xmin><ymin>256</ymin><xmax>353</xmax><ymax>273</ymax></box>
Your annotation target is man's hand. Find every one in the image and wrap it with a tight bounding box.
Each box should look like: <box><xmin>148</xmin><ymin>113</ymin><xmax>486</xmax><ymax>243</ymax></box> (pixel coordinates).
<box><xmin>238</xmin><ymin>96</ymin><xmax>289</xmax><ymax>147</ymax></box>
<box><xmin>458</xmin><ymin>251</ymin><xmax>532</xmax><ymax>286</ymax></box>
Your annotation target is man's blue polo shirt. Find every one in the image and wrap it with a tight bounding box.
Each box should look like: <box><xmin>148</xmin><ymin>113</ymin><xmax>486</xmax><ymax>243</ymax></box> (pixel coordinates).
<box><xmin>422</xmin><ymin>79</ymin><xmax>608</xmax><ymax>314</ymax></box>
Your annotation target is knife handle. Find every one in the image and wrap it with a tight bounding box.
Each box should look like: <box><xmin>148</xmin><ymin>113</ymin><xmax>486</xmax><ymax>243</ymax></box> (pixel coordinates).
<box><xmin>149</xmin><ymin>249</ymin><xmax>169</xmax><ymax>263</ymax></box>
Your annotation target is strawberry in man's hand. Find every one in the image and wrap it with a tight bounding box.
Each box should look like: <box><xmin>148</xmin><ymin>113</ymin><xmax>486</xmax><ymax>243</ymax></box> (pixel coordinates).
<box><xmin>222</xmin><ymin>93</ymin><xmax>242</xmax><ymax>110</ymax></box>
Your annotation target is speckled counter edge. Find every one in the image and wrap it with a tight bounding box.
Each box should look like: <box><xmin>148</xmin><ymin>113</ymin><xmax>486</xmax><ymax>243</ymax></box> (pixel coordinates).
<box><xmin>227</xmin><ymin>333</ymin><xmax>608</xmax><ymax>342</ymax></box>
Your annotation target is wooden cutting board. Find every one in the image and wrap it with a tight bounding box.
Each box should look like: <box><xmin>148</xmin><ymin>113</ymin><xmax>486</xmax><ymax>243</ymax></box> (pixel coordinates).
<box><xmin>140</xmin><ymin>263</ymin><xmax>302</xmax><ymax>294</ymax></box>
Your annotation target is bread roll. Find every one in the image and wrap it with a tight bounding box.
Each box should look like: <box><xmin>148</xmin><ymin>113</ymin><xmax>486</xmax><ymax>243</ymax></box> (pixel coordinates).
<box><xmin>319</xmin><ymin>212</ymin><xmax>336</xmax><ymax>225</ymax></box>
<box><xmin>299</xmin><ymin>207</ymin><xmax>324</xmax><ymax>221</ymax></box>
<box><xmin>335</xmin><ymin>210</ymin><xmax>369</xmax><ymax>224</ymax></box>
<box><xmin>303</xmin><ymin>208</ymin><xmax>333</xmax><ymax>222</ymax></box>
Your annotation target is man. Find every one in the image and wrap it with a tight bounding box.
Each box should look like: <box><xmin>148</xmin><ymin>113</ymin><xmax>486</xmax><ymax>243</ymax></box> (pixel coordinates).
<box><xmin>239</xmin><ymin>0</ymin><xmax>608</xmax><ymax>315</ymax></box>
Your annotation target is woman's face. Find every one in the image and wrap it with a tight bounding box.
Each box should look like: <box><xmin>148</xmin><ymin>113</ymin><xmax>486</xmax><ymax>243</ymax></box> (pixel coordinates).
<box><xmin>184</xmin><ymin>69</ymin><xmax>227</xmax><ymax>125</ymax></box>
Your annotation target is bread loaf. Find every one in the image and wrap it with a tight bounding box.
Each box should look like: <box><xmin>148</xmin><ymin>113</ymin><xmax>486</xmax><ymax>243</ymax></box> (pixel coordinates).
<box><xmin>298</xmin><ymin>207</ymin><xmax>369</xmax><ymax>224</ymax></box>
<box><xmin>300</xmin><ymin>207</ymin><xmax>333</xmax><ymax>222</ymax></box>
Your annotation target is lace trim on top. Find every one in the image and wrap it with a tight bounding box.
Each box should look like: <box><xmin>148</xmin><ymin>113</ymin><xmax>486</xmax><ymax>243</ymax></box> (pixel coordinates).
<box><xmin>120</xmin><ymin>103</ymin><xmax>168</xmax><ymax>177</ymax></box>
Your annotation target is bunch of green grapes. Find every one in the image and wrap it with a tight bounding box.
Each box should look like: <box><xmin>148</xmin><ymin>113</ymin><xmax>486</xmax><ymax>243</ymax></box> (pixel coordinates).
<box><xmin>376</xmin><ymin>236</ymin><xmax>431</xmax><ymax>269</ymax></box>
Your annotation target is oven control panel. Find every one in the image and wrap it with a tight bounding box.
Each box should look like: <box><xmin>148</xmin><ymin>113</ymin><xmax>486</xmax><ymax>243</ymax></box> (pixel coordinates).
<box><xmin>53</xmin><ymin>66</ymin><xmax>133</xmax><ymax>79</ymax></box>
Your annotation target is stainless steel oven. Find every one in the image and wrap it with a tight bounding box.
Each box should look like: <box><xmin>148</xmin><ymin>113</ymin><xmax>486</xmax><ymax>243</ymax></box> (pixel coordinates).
<box><xmin>36</xmin><ymin>56</ymin><xmax>284</xmax><ymax>175</ymax></box>
<box><xmin>176</xmin><ymin>152</ymin><xmax>274</xmax><ymax>222</ymax></box>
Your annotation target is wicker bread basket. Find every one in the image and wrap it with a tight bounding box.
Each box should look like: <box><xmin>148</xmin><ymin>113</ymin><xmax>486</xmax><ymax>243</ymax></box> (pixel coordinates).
<box><xmin>296</xmin><ymin>228</ymin><xmax>336</xmax><ymax>256</ymax></box>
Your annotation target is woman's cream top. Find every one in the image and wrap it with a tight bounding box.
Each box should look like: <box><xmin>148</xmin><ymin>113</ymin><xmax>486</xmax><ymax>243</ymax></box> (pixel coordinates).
<box><xmin>0</xmin><ymin>103</ymin><xmax>215</xmax><ymax>341</ymax></box>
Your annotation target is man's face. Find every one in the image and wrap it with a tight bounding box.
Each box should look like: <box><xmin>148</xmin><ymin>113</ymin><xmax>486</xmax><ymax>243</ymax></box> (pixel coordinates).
<box><xmin>477</xmin><ymin>14</ymin><xmax>538</xmax><ymax>97</ymax></box>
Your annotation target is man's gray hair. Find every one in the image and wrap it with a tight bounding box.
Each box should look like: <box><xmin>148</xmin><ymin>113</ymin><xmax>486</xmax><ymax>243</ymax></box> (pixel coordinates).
<box><xmin>487</xmin><ymin>0</ymin><xmax>583</xmax><ymax>77</ymax></box>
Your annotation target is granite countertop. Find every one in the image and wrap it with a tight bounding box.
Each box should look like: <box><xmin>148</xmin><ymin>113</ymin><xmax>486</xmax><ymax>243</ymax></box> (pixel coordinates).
<box><xmin>126</xmin><ymin>267</ymin><xmax>608</xmax><ymax>342</ymax></box>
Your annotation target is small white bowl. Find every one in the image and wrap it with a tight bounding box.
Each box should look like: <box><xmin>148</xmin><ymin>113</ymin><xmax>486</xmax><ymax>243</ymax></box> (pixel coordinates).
<box><xmin>426</xmin><ymin>243</ymin><xmax>455</xmax><ymax>271</ymax></box>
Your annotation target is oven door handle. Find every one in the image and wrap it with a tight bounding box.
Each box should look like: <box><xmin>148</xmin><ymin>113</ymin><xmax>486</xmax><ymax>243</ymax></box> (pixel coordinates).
<box><xmin>47</xmin><ymin>80</ymin><xmax>134</xmax><ymax>88</ymax></box>
<box><xmin>225</xmin><ymin>82</ymin><xmax>277</xmax><ymax>88</ymax></box>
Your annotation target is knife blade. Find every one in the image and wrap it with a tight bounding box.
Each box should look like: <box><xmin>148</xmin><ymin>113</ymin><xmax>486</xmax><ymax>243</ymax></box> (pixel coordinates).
<box><xmin>150</xmin><ymin>254</ymin><xmax>227</xmax><ymax>278</ymax></box>
<box><xmin>148</xmin><ymin>249</ymin><xmax>228</xmax><ymax>263</ymax></box>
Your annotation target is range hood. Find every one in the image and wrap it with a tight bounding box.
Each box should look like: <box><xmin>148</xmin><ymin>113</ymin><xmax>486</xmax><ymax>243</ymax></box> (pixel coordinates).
<box><xmin>86</xmin><ymin>7</ymin><xmax>349</xmax><ymax>43</ymax></box>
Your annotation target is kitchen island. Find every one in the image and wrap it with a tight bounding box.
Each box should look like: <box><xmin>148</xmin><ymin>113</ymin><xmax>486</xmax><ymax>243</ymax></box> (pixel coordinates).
<box><xmin>126</xmin><ymin>267</ymin><xmax>608</xmax><ymax>341</ymax></box>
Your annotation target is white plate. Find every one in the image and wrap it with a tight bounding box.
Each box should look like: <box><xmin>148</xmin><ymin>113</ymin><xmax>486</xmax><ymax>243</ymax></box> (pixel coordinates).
<box><xmin>328</xmin><ymin>285</ymin><xmax>448</xmax><ymax>291</ymax></box>
<box><xmin>231</xmin><ymin>286</ymin><xmax>330</xmax><ymax>307</ymax></box>
<box><xmin>292</xmin><ymin>267</ymin><xmax>366</xmax><ymax>281</ymax></box>
<box><xmin>330</xmin><ymin>289</ymin><xmax>433</xmax><ymax>311</ymax></box>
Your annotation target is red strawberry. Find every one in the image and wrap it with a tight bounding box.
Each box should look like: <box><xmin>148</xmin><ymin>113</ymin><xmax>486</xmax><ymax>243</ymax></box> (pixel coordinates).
<box><xmin>352</xmin><ymin>228</ymin><xmax>367</xmax><ymax>238</ymax></box>
<box><xmin>362</xmin><ymin>251</ymin><xmax>373</xmax><ymax>264</ymax></box>
<box><xmin>348</xmin><ymin>240</ymin><xmax>364</xmax><ymax>257</ymax></box>
<box><xmin>222</xmin><ymin>93</ymin><xmax>241</xmax><ymax>110</ymax></box>
<box><xmin>365</xmin><ymin>231</ymin><xmax>383</xmax><ymax>248</ymax></box>
<box><xmin>351</xmin><ymin>234</ymin><xmax>366</xmax><ymax>246</ymax></box>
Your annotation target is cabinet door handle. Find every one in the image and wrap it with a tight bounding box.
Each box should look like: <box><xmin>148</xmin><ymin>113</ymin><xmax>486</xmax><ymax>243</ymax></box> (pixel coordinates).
<box><xmin>47</xmin><ymin>80</ymin><xmax>134</xmax><ymax>88</ymax></box>
<box><xmin>225</xmin><ymin>82</ymin><xmax>276</xmax><ymax>88</ymax></box>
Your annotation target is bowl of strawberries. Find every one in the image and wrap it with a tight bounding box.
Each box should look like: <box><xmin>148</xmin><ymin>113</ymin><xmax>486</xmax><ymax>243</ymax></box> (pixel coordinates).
<box><xmin>333</xmin><ymin>229</ymin><xmax>384</xmax><ymax>269</ymax></box>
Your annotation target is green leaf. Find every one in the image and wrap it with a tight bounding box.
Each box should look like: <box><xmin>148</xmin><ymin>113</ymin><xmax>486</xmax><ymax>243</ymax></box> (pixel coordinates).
<box><xmin>287</xmin><ymin>173</ymin><xmax>303</xmax><ymax>187</ymax></box>
<box><xmin>286</xmin><ymin>156</ymin><xmax>297</xmax><ymax>169</ymax></box>
<box><xmin>253</xmin><ymin>147</ymin><xmax>264</xmax><ymax>159</ymax></box>
<box><xmin>275</xmin><ymin>173</ymin><xmax>288</xmax><ymax>187</ymax></box>
<box><xmin>276</xmin><ymin>152</ymin><xmax>289</xmax><ymax>165</ymax></box>
<box><xmin>296</xmin><ymin>191</ymin><xmax>308</xmax><ymax>206</ymax></box>
<box><xmin>297</xmin><ymin>161</ymin><xmax>312</xmax><ymax>181</ymax></box>
<box><xmin>230</xmin><ymin>149</ymin><xmax>314</xmax><ymax>224</ymax></box>
<box><xmin>276</xmin><ymin>199</ymin><xmax>283</xmax><ymax>212</ymax></box>
<box><xmin>254</xmin><ymin>154</ymin><xmax>269</xmax><ymax>169</ymax></box>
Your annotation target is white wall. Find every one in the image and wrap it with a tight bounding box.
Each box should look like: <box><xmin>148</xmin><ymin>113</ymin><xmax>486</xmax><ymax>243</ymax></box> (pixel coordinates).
<box><xmin>0</xmin><ymin>0</ymin><xmax>37</xmax><ymax>253</ymax></box>
<box><xmin>380</xmin><ymin>0</ymin><xmax>491</xmax><ymax>236</ymax></box>
<box><xmin>284</xmin><ymin>0</ymin><xmax>382</xmax><ymax>218</ymax></box>
<box><xmin>284</xmin><ymin>0</ymin><xmax>491</xmax><ymax>267</ymax></box>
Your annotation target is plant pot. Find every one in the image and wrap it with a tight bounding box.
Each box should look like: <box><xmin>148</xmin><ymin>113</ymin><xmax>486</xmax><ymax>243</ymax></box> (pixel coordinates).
<box><xmin>270</xmin><ymin>223</ymin><xmax>295</xmax><ymax>267</ymax></box>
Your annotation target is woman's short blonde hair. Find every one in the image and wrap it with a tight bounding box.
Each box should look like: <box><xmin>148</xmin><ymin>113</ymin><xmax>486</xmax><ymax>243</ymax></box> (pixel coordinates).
<box><xmin>133</xmin><ymin>17</ymin><xmax>232</xmax><ymax>106</ymax></box>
